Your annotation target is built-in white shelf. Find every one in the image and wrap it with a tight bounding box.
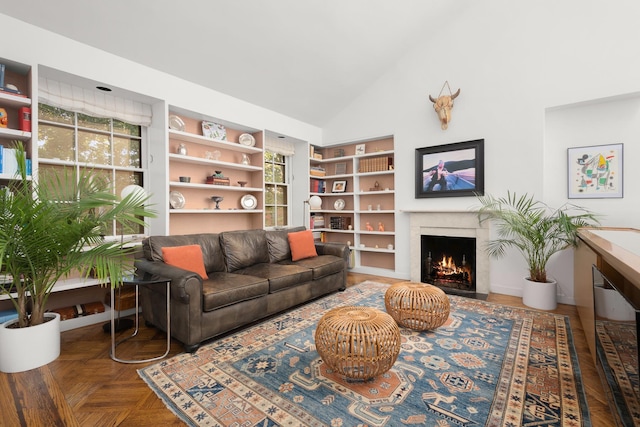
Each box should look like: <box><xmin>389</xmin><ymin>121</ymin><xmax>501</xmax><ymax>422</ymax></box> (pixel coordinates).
<box><xmin>169</xmin><ymin>129</ymin><xmax>262</xmax><ymax>154</ymax></box>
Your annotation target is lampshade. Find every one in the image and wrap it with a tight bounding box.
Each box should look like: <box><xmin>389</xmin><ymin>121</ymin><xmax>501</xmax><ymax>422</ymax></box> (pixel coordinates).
<box><xmin>308</xmin><ymin>195</ymin><xmax>322</xmax><ymax>210</ymax></box>
<box><xmin>120</xmin><ymin>184</ymin><xmax>146</xmax><ymax>201</ymax></box>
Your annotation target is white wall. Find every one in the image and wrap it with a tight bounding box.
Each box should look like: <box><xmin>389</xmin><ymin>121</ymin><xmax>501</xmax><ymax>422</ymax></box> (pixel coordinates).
<box><xmin>0</xmin><ymin>13</ymin><xmax>322</xmax><ymax>235</ymax></box>
<box><xmin>545</xmin><ymin>96</ymin><xmax>640</xmax><ymax>225</ymax></box>
<box><xmin>322</xmin><ymin>0</ymin><xmax>640</xmax><ymax>302</ymax></box>
<box><xmin>0</xmin><ymin>14</ymin><xmax>323</xmax><ymax>158</ymax></box>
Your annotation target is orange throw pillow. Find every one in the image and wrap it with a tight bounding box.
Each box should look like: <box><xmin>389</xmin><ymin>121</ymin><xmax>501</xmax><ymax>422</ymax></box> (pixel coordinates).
<box><xmin>161</xmin><ymin>245</ymin><xmax>208</xmax><ymax>279</ymax></box>
<box><xmin>288</xmin><ymin>230</ymin><xmax>318</xmax><ymax>261</ymax></box>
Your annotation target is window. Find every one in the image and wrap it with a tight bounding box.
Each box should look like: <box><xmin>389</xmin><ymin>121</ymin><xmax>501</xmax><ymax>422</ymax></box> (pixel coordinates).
<box><xmin>37</xmin><ymin>103</ymin><xmax>146</xmax><ymax>237</ymax></box>
<box><xmin>264</xmin><ymin>151</ymin><xmax>289</xmax><ymax>228</ymax></box>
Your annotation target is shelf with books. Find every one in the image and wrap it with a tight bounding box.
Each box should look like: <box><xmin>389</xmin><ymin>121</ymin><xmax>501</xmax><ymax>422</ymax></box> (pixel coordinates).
<box><xmin>308</xmin><ymin>136</ymin><xmax>395</xmax><ymax>273</ymax></box>
<box><xmin>0</xmin><ymin>58</ymin><xmax>33</xmax><ymax>183</ymax></box>
<box><xmin>0</xmin><ymin>61</ymin><xmax>32</xmax><ymax>142</ymax></box>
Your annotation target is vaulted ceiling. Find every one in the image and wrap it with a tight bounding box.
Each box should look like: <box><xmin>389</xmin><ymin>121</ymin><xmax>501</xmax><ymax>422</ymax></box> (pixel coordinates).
<box><xmin>2</xmin><ymin>1</ymin><xmax>464</xmax><ymax>126</ymax></box>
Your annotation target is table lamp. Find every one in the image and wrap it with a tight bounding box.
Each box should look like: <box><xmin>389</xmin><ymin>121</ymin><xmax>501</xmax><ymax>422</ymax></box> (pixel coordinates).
<box><xmin>303</xmin><ymin>195</ymin><xmax>322</xmax><ymax>228</ymax></box>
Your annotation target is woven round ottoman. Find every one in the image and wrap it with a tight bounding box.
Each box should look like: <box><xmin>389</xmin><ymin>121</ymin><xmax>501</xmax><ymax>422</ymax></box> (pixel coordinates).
<box><xmin>385</xmin><ymin>281</ymin><xmax>450</xmax><ymax>330</ymax></box>
<box><xmin>314</xmin><ymin>306</ymin><xmax>401</xmax><ymax>380</ymax></box>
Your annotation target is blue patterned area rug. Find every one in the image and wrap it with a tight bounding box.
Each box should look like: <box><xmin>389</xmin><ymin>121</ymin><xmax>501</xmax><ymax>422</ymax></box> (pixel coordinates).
<box><xmin>138</xmin><ymin>281</ymin><xmax>591</xmax><ymax>426</ymax></box>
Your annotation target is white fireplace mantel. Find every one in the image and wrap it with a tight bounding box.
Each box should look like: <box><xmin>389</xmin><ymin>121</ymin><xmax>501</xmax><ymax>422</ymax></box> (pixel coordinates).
<box><xmin>407</xmin><ymin>210</ymin><xmax>490</xmax><ymax>294</ymax></box>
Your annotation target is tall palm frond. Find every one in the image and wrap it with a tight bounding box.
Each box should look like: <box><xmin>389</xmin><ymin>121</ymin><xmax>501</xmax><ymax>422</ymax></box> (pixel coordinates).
<box><xmin>477</xmin><ymin>191</ymin><xmax>599</xmax><ymax>283</ymax></box>
<box><xmin>0</xmin><ymin>142</ymin><xmax>156</xmax><ymax>327</ymax></box>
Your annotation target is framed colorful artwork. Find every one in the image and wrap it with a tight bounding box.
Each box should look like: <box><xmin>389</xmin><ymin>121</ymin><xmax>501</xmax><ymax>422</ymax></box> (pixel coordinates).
<box><xmin>567</xmin><ymin>143</ymin><xmax>623</xmax><ymax>199</ymax></box>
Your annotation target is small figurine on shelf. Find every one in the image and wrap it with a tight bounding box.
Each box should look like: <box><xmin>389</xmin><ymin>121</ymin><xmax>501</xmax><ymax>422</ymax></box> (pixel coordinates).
<box><xmin>366</xmin><ymin>222</ymin><xmax>373</xmax><ymax>231</ymax></box>
<box><xmin>177</xmin><ymin>143</ymin><xmax>188</xmax><ymax>155</ymax></box>
<box><xmin>211</xmin><ymin>196</ymin><xmax>223</xmax><ymax>210</ymax></box>
<box><xmin>0</xmin><ymin>108</ymin><xmax>7</xmax><ymax>128</ymax></box>
<box><xmin>378</xmin><ymin>222</ymin><xmax>384</xmax><ymax>232</ymax></box>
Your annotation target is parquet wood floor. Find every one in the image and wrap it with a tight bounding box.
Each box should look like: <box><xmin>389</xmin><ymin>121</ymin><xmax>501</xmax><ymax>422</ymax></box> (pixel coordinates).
<box><xmin>0</xmin><ymin>273</ymin><xmax>612</xmax><ymax>426</ymax></box>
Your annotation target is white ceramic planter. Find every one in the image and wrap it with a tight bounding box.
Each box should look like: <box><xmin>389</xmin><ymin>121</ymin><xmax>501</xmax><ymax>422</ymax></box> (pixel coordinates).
<box><xmin>0</xmin><ymin>313</ymin><xmax>61</xmax><ymax>373</ymax></box>
<box><xmin>522</xmin><ymin>277</ymin><xmax>557</xmax><ymax>311</ymax></box>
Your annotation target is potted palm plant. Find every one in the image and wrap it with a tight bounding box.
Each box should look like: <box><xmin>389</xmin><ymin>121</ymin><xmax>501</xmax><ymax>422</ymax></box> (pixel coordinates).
<box><xmin>0</xmin><ymin>142</ymin><xmax>155</xmax><ymax>372</ymax></box>
<box><xmin>476</xmin><ymin>192</ymin><xmax>599</xmax><ymax>310</ymax></box>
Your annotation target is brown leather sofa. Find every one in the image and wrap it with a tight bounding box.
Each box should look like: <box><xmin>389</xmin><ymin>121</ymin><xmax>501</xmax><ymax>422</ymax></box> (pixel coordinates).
<box><xmin>134</xmin><ymin>227</ymin><xmax>348</xmax><ymax>352</ymax></box>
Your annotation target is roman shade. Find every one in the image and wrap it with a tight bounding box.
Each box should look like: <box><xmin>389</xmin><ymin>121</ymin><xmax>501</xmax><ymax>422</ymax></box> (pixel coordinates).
<box><xmin>39</xmin><ymin>77</ymin><xmax>153</xmax><ymax>126</ymax></box>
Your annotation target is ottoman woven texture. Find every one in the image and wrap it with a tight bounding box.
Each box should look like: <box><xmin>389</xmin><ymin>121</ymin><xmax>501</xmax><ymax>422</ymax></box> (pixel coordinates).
<box><xmin>314</xmin><ymin>306</ymin><xmax>401</xmax><ymax>380</ymax></box>
<box><xmin>385</xmin><ymin>281</ymin><xmax>450</xmax><ymax>330</ymax></box>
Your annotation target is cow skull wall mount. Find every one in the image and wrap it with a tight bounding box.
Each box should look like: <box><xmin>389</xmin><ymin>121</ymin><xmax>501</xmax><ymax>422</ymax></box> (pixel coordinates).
<box><xmin>428</xmin><ymin>81</ymin><xmax>460</xmax><ymax>130</ymax></box>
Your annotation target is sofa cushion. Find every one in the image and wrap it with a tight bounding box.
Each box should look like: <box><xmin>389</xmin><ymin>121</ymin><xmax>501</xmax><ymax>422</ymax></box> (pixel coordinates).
<box><xmin>282</xmin><ymin>255</ymin><xmax>344</xmax><ymax>280</ymax></box>
<box><xmin>237</xmin><ymin>263</ymin><xmax>313</xmax><ymax>293</ymax></box>
<box><xmin>288</xmin><ymin>230</ymin><xmax>318</xmax><ymax>261</ymax></box>
<box><xmin>220</xmin><ymin>229</ymin><xmax>270</xmax><ymax>272</ymax></box>
<box><xmin>144</xmin><ymin>234</ymin><xmax>226</xmax><ymax>273</ymax></box>
<box><xmin>202</xmin><ymin>272</ymin><xmax>269</xmax><ymax>311</ymax></box>
<box><xmin>265</xmin><ymin>226</ymin><xmax>305</xmax><ymax>263</ymax></box>
<box><xmin>161</xmin><ymin>244</ymin><xmax>208</xmax><ymax>279</ymax></box>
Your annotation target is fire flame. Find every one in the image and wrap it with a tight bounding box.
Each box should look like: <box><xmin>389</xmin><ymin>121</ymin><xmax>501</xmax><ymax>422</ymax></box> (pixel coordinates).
<box><xmin>439</xmin><ymin>255</ymin><xmax>463</xmax><ymax>275</ymax></box>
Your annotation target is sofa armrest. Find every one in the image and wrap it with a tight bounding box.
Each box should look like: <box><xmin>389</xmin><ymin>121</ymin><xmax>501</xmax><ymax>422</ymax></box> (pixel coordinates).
<box><xmin>134</xmin><ymin>258</ymin><xmax>202</xmax><ymax>304</ymax></box>
<box><xmin>315</xmin><ymin>242</ymin><xmax>350</xmax><ymax>262</ymax></box>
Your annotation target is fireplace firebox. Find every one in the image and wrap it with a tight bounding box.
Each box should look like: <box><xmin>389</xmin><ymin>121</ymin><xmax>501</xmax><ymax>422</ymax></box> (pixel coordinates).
<box><xmin>409</xmin><ymin>211</ymin><xmax>490</xmax><ymax>297</ymax></box>
<box><xmin>421</xmin><ymin>235</ymin><xmax>483</xmax><ymax>298</ymax></box>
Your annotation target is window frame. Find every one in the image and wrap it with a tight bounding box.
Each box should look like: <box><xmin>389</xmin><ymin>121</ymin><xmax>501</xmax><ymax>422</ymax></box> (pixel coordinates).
<box><xmin>263</xmin><ymin>150</ymin><xmax>291</xmax><ymax>229</ymax></box>
<box><xmin>36</xmin><ymin>103</ymin><xmax>148</xmax><ymax>239</ymax></box>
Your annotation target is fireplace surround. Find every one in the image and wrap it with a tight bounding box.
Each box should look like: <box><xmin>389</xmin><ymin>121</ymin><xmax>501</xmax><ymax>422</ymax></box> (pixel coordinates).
<box><xmin>408</xmin><ymin>211</ymin><xmax>490</xmax><ymax>295</ymax></box>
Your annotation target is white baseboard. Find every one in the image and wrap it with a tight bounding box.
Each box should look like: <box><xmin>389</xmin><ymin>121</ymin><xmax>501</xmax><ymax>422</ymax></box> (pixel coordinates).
<box><xmin>489</xmin><ymin>284</ymin><xmax>576</xmax><ymax>306</ymax></box>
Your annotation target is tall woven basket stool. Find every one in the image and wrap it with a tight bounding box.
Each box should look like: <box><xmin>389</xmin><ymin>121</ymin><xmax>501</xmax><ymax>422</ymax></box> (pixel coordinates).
<box><xmin>384</xmin><ymin>281</ymin><xmax>450</xmax><ymax>330</ymax></box>
<box><xmin>314</xmin><ymin>306</ymin><xmax>401</xmax><ymax>380</ymax></box>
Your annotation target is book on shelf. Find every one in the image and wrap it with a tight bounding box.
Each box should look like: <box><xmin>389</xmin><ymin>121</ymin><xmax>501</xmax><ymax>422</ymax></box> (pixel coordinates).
<box><xmin>0</xmin><ymin>64</ymin><xmax>4</xmax><ymax>88</ymax></box>
<box><xmin>310</xmin><ymin>178</ymin><xmax>326</xmax><ymax>193</ymax></box>
<box><xmin>358</xmin><ymin>156</ymin><xmax>393</xmax><ymax>173</ymax></box>
<box><xmin>206</xmin><ymin>176</ymin><xmax>231</xmax><ymax>185</ymax></box>
<box><xmin>310</xmin><ymin>166</ymin><xmax>326</xmax><ymax>177</ymax></box>
<box><xmin>0</xmin><ymin>89</ymin><xmax>27</xmax><ymax>97</ymax></box>
<box><xmin>312</xmin><ymin>231</ymin><xmax>326</xmax><ymax>242</ymax></box>
<box><xmin>0</xmin><ymin>308</ymin><xmax>18</xmax><ymax>323</ymax></box>
<box><xmin>309</xmin><ymin>145</ymin><xmax>323</xmax><ymax>159</ymax></box>
<box><xmin>2</xmin><ymin>147</ymin><xmax>18</xmax><ymax>176</ymax></box>
<box><xmin>50</xmin><ymin>301</ymin><xmax>105</xmax><ymax>321</ymax></box>
<box><xmin>330</xmin><ymin>216</ymin><xmax>352</xmax><ymax>230</ymax></box>
<box><xmin>19</xmin><ymin>107</ymin><xmax>31</xmax><ymax>132</ymax></box>
<box><xmin>0</xmin><ymin>142</ymin><xmax>31</xmax><ymax>176</ymax></box>
<box><xmin>311</xmin><ymin>214</ymin><xmax>325</xmax><ymax>229</ymax></box>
